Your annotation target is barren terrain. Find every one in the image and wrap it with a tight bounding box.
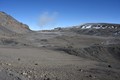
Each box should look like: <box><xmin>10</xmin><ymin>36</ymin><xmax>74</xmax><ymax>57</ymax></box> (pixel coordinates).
<box><xmin>0</xmin><ymin>31</ymin><xmax>120</xmax><ymax>80</ymax></box>
<box><xmin>0</xmin><ymin>12</ymin><xmax>120</xmax><ymax>80</ymax></box>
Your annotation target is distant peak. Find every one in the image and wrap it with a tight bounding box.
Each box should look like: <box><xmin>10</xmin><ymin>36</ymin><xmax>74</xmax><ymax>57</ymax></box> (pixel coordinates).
<box><xmin>79</xmin><ymin>23</ymin><xmax>120</xmax><ymax>29</ymax></box>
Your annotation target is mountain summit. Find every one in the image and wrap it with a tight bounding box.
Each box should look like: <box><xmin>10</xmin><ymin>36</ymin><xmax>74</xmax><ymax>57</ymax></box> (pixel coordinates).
<box><xmin>0</xmin><ymin>11</ymin><xmax>31</xmax><ymax>35</ymax></box>
<box><xmin>79</xmin><ymin>23</ymin><xmax>120</xmax><ymax>29</ymax></box>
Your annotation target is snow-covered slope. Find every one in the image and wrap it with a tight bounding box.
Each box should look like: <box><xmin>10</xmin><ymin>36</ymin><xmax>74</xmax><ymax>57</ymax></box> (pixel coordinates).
<box><xmin>79</xmin><ymin>23</ymin><xmax>120</xmax><ymax>29</ymax></box>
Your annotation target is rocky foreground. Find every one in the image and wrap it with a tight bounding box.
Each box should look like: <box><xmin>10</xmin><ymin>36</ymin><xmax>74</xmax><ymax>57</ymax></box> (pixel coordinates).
<box><xmin>0</xmin><ymin>32</ymin><xmax>120</xmax><ymax>80</ymax></box>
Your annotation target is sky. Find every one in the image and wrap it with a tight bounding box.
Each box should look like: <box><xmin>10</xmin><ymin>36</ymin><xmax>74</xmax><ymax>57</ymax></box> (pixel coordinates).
<box><xmin>0</xmin><ymin>0</ymin><xmax>120</xmax><ymax>30</ymax></box>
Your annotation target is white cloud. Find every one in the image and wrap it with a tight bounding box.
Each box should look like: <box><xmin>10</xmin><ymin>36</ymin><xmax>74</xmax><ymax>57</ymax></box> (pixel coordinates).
<box><xmin>38</xmin><ymin>12</ymin><xmax>58</xmax><ymax>27</ymax></box>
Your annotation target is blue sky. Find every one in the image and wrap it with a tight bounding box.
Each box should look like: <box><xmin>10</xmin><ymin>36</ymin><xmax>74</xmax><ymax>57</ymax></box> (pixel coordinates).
<box><xmin>0</xmin><ymin>0</ymin><xmax>120</xmax><ymax>30</ymax></box>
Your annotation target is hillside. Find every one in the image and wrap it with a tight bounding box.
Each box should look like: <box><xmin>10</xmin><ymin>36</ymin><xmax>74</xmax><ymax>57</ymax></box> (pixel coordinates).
<box><xmin>0</xmin><ymin>12</ymin><xmax>31</xmax><ymax>35</ymax></box>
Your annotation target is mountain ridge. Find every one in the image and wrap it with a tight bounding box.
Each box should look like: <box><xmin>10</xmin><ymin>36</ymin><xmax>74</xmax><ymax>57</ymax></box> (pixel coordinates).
<box><xmin>0</xmin><ymin>11</ymin><xmax>31</xmax><ymax>35</ymax></box>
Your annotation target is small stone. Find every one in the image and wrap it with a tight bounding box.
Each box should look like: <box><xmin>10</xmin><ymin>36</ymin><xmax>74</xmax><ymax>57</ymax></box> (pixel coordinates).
<box><xmin>108</xmin><ymin>65</ymin><xmax>112</xmax><ymax>68</ymax></box>
<box><xmin>47</xmin><ymin>78</ymin><xmax>50</xmax><ymax>80</ymax></box>
<box><xmin>18</xmin><ymin>58</ymin><xmax>21</xmax><ymax>61</ymax></box>
<box><xmin>16</xmin><ymin>77</ymin><xmax>21</xmax><ymax>80</ymax></box>
<box><xmin>22</xmin><ymin>72</ymin><xmax>27</xmax><ymax>76</ymax></box>
<box><xmin>44</xmin><ymin>78</ymin><xmax>50</xmax><ymax>80</ymax></box>
<box><xmin>6</xmin><ymin>63</ymin><xmax>11</xmax><ymax>66</ymax></box>
<box><xmin>35</xmin><ymin>63</ymin><xmax>38</xmax><ymax>65</ymax></box>
<box><xmin>88</xmin><ymin>75</ymin><xmax>92</xmax><ymax>77</ymax></box>
<box><xmin>78</xmin><ymin>69</ymin><xmax>83</xmax><ymax>72</ymax></box>
<box><xmin>27</xmin><ymin>75</ymin><xmax>31</xmax><ymax>78</ymax></box>
<box><xmin>29</xmin><ymin>70</ymin><xmax>32</xmax><ymax>73</ymax></box>
<box><xmin>9</xmin><ymin>73</ymin><xmax>14</xmax><ymax>76</ymax></box>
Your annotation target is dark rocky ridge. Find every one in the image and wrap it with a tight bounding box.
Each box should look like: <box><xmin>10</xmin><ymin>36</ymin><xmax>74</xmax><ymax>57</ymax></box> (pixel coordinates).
<box><xmin>79</xmin><ymin>23</ymin><xmax>120</xmax><ymax>29</ymax></box>
<box><xmin>53</xmin><ymin>23</ymin><xmax>120</xmax><ymax>36</ymax></box>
